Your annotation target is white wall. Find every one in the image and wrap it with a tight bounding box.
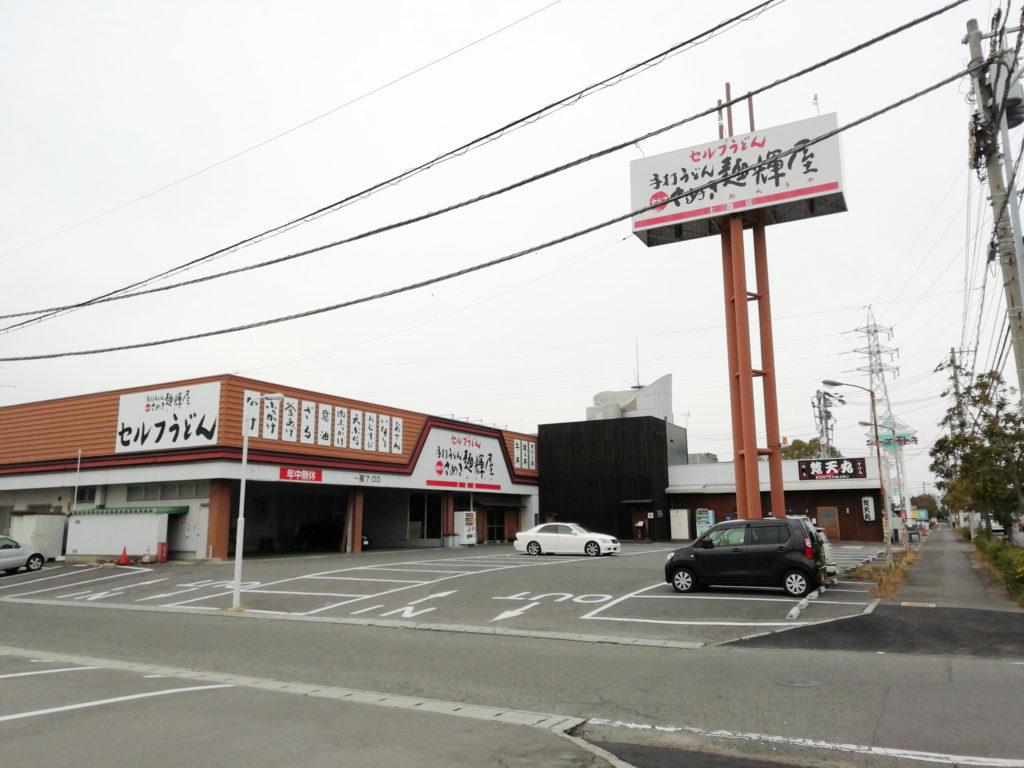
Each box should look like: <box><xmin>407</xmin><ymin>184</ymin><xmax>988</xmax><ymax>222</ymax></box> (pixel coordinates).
<box><xmin>66</xmin><ymin>513</ymin><xmax>169</xmax><ymax>558</ymax></box>
<box><xmin>10</xmin><ymin>514</ymin><xmax>66</xmax><ymax>559</ymax></box>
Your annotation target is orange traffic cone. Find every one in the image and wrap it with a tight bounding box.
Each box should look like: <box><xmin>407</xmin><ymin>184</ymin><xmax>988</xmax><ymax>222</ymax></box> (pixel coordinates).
<box><xmin>118</xmin><ymin>547</ymin><xmax>129</xmax><ymax>565</ymax></box>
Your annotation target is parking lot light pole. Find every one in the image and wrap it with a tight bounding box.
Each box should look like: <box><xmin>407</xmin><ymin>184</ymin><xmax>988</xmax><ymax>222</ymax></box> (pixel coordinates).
<box><xmin>822</xmin><ymin>379</ymin><xmax>893</xmax><ymax>565</ymax></box>
<box><xmin>232</xmin><ymin>392</ymin><xmax>283</xmax><ymax>611</ymax></box>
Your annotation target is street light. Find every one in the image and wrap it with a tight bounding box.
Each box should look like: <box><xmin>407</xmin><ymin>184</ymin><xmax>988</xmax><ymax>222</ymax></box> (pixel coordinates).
<box><xmin>232</xmin><ymin>391</ymin><xmax>283</xmax><ymax>611</ymax></box>
<box><xmin>822</xmin><ymin>379</ymin><xmax>893</xmax><ymax>565</ymax></box>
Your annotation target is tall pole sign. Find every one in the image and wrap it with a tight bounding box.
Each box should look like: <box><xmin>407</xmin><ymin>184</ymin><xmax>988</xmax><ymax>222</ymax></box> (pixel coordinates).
<box><xmin>629</xmin><ymin>88</ymin><xmax>847</xmax><ymax>518</ymax></box>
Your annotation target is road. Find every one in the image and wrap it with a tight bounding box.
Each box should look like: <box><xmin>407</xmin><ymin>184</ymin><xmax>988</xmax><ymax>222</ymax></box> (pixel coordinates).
<box><xmin>1</xmin><ymin>538</ymin><xmax>1021</xmax><ymax>767</ymax></box>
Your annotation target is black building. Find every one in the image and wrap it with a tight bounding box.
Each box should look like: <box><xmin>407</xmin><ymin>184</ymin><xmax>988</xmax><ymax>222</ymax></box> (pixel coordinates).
<box><xmin>538</xmin><ymin>416</ymin><xmax>687</xmax><ymax>542</ymax></box>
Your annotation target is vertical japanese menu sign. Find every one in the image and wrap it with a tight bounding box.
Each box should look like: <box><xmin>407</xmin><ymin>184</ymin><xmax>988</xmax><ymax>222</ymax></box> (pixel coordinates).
<box><xmin>116</xmin><ymin>382</ymin><xmax>221</xmax><ymax>454</ymax></box>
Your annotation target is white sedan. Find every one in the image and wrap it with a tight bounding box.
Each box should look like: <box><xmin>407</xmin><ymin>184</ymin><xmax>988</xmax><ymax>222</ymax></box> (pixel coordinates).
<box><xmin>513</xmin><ymin>523</ymin><xmax>620</xmax><ymax>557</ymax></box>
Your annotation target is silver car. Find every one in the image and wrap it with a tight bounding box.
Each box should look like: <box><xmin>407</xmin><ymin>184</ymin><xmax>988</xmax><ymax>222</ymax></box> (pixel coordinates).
<box><xmin>0</xmin><ymin>536</ymin><xmax>46</xmax><ymax>574</ymax></box>
<box><xmin>815</xmin><ymin>527</ymin><xmax>837</xmax><ymax>580</ymax></box>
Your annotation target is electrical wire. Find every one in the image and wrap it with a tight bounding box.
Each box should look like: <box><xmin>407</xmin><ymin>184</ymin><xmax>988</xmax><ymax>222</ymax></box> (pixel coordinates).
<box><xmin>0</xmin><ymin>0</ymin><xmax>970</xmax><ymax>333</ymax></box>
<box><xmin>0</xmin><ymin>62</ymin><xmax>983</xmax><ymax>363</ymax></box>
<box><xmin>0</xmin><ymin>0</ymin><xmax>785</xmax><ymax>331</ymax></box>
<box><xmin>0</xmin><ymin>0</ymin><xmax>567</xmax><ymax>264</ymax></box>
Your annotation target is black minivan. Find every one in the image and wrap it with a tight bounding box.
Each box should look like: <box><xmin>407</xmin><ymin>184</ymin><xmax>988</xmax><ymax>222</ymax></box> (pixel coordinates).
<box><xmin>664</xmin><ymin>517</ymin><xmax>826</xmax><ymax>597</ymax></box>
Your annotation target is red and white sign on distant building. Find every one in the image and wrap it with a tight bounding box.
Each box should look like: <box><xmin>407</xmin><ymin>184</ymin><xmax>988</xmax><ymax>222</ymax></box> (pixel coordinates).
<box><xmin>280</xmin><ymin>467</ymin><xmax>322</xmax><ymax>482</ymax></box>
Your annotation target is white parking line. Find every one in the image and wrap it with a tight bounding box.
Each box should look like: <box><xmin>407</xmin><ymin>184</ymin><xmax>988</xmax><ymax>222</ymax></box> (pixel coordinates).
<box><xmin>304</xmin><ymin>575</ymin><xmax>427</xmax><ymax>583</ymax></box>
<box><xmin>0</xmin><ymin>666</ymin><xmax>99</xmax><ymax>679</ymax></box>
<box><xmin>0</xmin><ymin>684</ymin><xmax>235</xmax><ymax>723</ymax></box>
<box><xmin>0</xmin><ymin>565</ymin><xmax>102</xmax><ymax>592</ymax></box>
<box><xmin>4</xmin><ymin>571</ymin><xmax>146</xmax><ymax>598</ymax></box>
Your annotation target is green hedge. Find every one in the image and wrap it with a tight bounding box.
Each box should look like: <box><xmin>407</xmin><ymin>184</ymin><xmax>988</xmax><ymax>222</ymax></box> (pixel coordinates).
<box><xmin>972</xmin><ymin>531</ymin><xmax>1024</xmax><ymax>601</ymax></box>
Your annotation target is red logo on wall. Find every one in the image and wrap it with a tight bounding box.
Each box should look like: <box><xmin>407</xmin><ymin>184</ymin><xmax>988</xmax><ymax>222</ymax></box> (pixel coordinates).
<box><xmin>435</xmin><ymin>461</ymin><xmax>443</xmax><ymax>475</ymax></box>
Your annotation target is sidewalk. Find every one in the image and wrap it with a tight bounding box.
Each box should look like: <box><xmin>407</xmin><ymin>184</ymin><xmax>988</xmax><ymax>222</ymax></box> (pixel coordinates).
<box><xmin>884</xmin><ymin>525</ymin><xmax>1023</xmax><ymax>612</ymax></box>
<box><xmin>736</xmin><ymin>525</ymin><xmax>1024</xmax><ymax>658</ymax></box>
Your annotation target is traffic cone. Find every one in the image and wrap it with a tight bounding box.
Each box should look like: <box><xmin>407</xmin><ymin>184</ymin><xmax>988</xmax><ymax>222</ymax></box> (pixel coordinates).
<box><xmin>118</xmin><ymin>547</ymin><xmax>128</xmax><ymax>565</ymax></box>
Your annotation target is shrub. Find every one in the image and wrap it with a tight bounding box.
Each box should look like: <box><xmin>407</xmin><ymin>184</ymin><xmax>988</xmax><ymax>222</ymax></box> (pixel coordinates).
<box><xmin>970</xmin><ymin>532</ymin><xmax>1024</xmax><ymax>604</ymax></box>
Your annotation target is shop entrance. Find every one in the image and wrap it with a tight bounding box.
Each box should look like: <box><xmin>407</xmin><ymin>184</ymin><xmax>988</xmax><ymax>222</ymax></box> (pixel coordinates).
<box><xmin>230</xmin><ymin>482</ymin><xmax>349</xmax><ymax>555</ymax></box>
<box><xmin>816</xmin><ymin>506</ymin><xmax>840</xmax><ymax>540</ymax></box>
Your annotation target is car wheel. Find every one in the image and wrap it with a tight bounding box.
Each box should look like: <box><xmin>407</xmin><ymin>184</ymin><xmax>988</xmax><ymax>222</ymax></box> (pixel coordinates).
<box><xmin>584</xmin><ymin>541</ymin><xmax>601</xmax><ymax>557</ymax></box>
<box><xmin>783</xmin><ymin>569</ymin><xmax>811</xmax><ymax>597</ymax></box>
<box><xmin>526</xmin><ymin>541</ymin><xmax>542</xmax><ymax>556</ymax></box>
<box><xmin>671</xmin><ymin>567</ymin><xmax>697</xmax><ymax>593</ymax></box>
<box><xmin>26</xmin><ymin>554</ymin><xmax>44</xmax><ymax>572</ymax></box>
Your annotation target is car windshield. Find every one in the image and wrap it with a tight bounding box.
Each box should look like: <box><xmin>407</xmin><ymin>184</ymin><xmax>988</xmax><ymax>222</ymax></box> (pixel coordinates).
<box><xmin>566</xmin><ymin>524</ymin><xmax>591</xmax><ymax>534</ymax></box>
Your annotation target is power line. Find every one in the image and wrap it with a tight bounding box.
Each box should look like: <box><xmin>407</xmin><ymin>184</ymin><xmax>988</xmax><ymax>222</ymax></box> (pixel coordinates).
<box><xmin>0</xmin><ymin>63</ymin><xmax>980</xmax><ymax>363</ymax></box>
<box><xmin>0</xmin><ymin>0</ymin><xmax>784</xmax><ymax>332</ymax></box>
<box><xmin>0</xmin><ymin>1</ymin><xmax>566</xmax><ymax>264</ymax></box>
<box><xmin>0</xmin><ymin>0</ymin><xmax>967</xmax><ymax>332</ymax></box>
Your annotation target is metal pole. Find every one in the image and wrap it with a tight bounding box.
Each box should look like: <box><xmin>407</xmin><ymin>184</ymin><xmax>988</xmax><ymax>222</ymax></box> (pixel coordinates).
<box><xmin>71</xmin><ymin>448</ymin><xmax>82</xmax><ymax>514</ymax></box>
<box><xmin>868</xmin><ymin>389</ymin><xmax>893</xmax><ymax>565</ymax></box>
<box><xmin>231</xmin><ymin>407</ymin><xmax>251</xmax><ymax>611</ymax></box>
<box><xmin>231</xmin><ymin>391</ymin><xmax>282</xmax><ymax>611</ymax></box>
<box><xmin>824</xmin><ymin>380</ymin><xmax>893</xmax><ymax>564</ymax></box>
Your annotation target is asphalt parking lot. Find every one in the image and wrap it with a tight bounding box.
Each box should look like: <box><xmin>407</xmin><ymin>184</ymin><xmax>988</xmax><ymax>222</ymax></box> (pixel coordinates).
<box><xmin>0</xmin><ymin>541</ymin><xmax>886</xmax><ymax>646</ymax></box>
<box><xmin>0</xmin><ymin>646</ymin><xmax>596</xmax><ymax>768</ymax></box>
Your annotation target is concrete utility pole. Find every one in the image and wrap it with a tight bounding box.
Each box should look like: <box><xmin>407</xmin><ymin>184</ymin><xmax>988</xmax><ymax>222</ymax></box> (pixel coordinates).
<box><xmin>812</xmin><ymin>389</ymin><xmax>840</xmax><ymax>457</ymax></box>
<box><xmin>965</xmin><ymin>19</ymin><xmax>1024</xmax><ymax>395</ymax></box>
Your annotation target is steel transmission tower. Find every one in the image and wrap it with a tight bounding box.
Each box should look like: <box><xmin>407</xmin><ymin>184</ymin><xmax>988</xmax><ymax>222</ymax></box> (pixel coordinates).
<box><xmin>853</xmin><ymin>308</ymin><xmax>912</xmax><ymax>518</ymax></box>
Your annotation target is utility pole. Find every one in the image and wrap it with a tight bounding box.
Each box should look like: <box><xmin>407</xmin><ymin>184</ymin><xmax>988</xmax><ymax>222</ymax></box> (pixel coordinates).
<box><xmin>965</xmin><ymin>18</ymin><xmax>1024</xmax><ymax>396</ymax></box>
<box><xmin>812</xmin><ymin>389</ymin><xmax>841</xmax><ymax>457</ymax></box>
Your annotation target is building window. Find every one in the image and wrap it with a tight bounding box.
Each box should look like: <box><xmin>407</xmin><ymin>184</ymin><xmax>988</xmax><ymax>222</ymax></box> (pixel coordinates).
<box><xmin>127</xmin><ymin>483</ymin><xmax>160</xmax><ymax>501</ymax></box>
<box><xmin>127</xmin><ymin>481</ymin><xmax>208</xmax><ymax>501</ymax></box>
<box><xmin>76</xmin><ymin>486</ymin><xmax>97</xmax><ymax>504</ymax></box>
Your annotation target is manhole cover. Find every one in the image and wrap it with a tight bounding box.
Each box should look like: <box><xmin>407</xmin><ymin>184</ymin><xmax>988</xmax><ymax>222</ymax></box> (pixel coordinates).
<box><xmin>776</xmin><ymin>678</ymin><xmax>823</xmax><ymax>688</ymax></box>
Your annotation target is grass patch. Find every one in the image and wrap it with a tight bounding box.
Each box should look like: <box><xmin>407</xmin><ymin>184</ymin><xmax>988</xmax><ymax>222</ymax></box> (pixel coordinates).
<box><xmin>845</xmin><ymin>548</ymin><xmax>918</xmax><ymax>599</ymax></box>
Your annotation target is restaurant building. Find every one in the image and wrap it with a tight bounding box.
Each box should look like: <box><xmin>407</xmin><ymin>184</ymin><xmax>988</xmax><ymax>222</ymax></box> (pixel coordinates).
<box><xmin>0</xmin><ymin>374</ymin><xmax>539</xmax><ymax>561</ymax></box>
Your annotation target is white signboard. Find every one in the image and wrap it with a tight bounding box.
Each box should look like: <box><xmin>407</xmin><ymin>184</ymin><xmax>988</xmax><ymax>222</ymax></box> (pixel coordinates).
<box><xmin>300</xmin><ymin>400</ymin><xmax>316</xmax><ymax>444</ymax></box>
<box><xmin>317</xmin><ymin>403</ymin><xmax>332</xmax><ymax>446</ymax></box>
<box><xmin>116</xmin><ymin>382</ymin><xmax>221</xmax><ymax>454</ymax></box>
<box><xmin>414</xmin><ymin>428</ymin><xmax>512</xmax><ymax>490</ymax></box>
<box><xmin>281</xmin><ymin>397</ymin><xmax>299</xmax><ymax>442</ymax></box>
<box><xmin>630</xmin><ymin>113</ymin><xmax>846</xmax><ymax>245</ymax></box>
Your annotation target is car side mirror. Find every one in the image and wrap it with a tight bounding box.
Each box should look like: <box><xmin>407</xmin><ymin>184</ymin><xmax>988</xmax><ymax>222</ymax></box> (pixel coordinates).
<box><xmin>700</xmin><ymin>539</ymin><xmax>714</xmax><ymax>549</ymax></box>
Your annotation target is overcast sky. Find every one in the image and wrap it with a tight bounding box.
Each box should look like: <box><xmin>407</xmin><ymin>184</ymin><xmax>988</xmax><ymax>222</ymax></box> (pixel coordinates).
<box><xmin>0</xmin><ymin>0</ymin><xmax>1012</xmax><ymax>499</ymax></box>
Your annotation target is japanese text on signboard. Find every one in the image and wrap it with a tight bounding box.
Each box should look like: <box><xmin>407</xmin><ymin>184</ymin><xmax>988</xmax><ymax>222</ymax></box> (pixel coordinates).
<box><xmin>798</xmin><ymin>458</ymin><xmax>867</xmax><ymax>481</ymax></box>
<box><xmin>116</xmin><ymin>382</ymin><xmax>220</xmax><ymax>453</ymax></box>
